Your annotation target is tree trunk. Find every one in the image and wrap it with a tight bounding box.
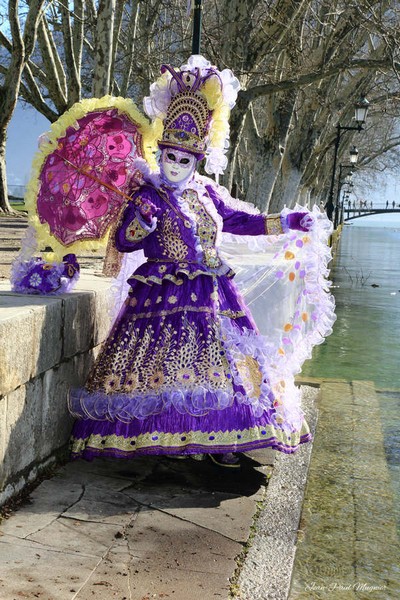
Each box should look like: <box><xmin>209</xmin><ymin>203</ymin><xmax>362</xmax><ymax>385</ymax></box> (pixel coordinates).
<box><xmin>225</xmin><ymin>95</ymin><xmax>249</xmax><ymax>192</ymax></box>
<box><xmin>120</xmin><ymin>0</ymin><xmax>140</xmax><ymax>97</ymax></box>
<box><xmin>0</xmin><ymin>129</ymin><xmax>13</xmax><ymax>213</ymax></box>
<box><xmin>92</xmin><ymin>0</ymin><xmax>115</xmax><ymax>97</ymax></box>
<box><xmin>0</xmin><ymin>0</ymin><xmax>46</xmax><ymax>212</ymax></box>
<box><xmin>245</xmin><ymin>146</ymin><xmax>282</xmax><ymax>212</ymax></box>
<box><xmin>269</xmin><ymin>162</ymin><xmax>303</xmax><ymax>212</ymax></box>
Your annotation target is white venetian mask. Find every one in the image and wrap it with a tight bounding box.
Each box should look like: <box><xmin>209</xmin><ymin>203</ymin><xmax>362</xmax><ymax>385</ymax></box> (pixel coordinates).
<box><xmin>160</xmin><ymin>148</ymin><xmax>196</xmax><ymax>186</ymax></box>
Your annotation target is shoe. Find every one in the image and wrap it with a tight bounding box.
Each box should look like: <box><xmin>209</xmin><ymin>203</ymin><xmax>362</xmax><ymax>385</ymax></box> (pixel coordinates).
<box><xmin>166</xmin><ymin>455</ymin><xmax>188</xmax><ymax>460</ymax></box>
<box><xmin>190</xmin><ymin>454</ymin><xmax>207</xmax><ymax>461</ymax></box>
<box><xmin>208</xmin><ymin>453</ymin><xmax>241</xmax><ymax>468</ymax></box>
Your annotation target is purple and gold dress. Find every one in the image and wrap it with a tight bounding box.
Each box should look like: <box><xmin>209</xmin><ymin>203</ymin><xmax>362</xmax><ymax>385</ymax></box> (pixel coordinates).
<box><xmin>69</xmin><ymin>174</ymin><xmax>323</xmax><ymax>459</ymax></box>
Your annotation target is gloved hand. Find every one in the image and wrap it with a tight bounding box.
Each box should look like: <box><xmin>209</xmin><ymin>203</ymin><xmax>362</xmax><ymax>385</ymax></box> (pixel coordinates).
<box><xmin>285</xmin><ymin>212</ymin><xmax>314</xmax><ymax>232</ymax></box>
<box><xmin>138</xmin><ymin>199</ymin><xmax>158</xmax><ymax>225</ymax></box>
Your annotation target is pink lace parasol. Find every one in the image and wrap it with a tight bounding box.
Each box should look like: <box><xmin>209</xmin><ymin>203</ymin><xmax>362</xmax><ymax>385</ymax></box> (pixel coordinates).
<box><xmin>37</xmin><ymin>107</ymin><xmax>147</xmax><ymax>246</ymax></box>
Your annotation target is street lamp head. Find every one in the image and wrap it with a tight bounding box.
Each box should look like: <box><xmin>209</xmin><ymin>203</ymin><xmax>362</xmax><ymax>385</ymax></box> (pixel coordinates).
<box><xmin>354</xmin><ymin>96</ymin><xmax>369</xmax><ymax>125</ymax></box>
<box><xmin>349</xmin><ymin>145</ymin><xmax>359</xmax><ymax>164</ymax></box>
<box><xmin>344</xmin><ymin>173</ymin><xmax>353</xmax><ymax>185</ymax></box>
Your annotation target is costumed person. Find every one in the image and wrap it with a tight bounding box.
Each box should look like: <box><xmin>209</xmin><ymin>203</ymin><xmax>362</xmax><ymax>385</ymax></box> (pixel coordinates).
<box><xmin>66</xmin><ymin>56</ymin><xmax>335</xmax><ymax>467</ymax></box>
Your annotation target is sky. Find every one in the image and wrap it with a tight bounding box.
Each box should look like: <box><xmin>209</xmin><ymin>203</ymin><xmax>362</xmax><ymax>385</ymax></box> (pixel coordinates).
<box><xmin>6</xmin><ymin>101</ymin><xmax>400</xmax><ymax>227</ymax></box>
<box><xmin>7</xmin><ymin>103</ymin><xmax>50</xmax><ymax>190</ymax></box>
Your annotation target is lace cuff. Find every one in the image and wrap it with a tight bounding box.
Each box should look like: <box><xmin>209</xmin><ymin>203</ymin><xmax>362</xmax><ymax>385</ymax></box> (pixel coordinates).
<box><xmin>125</xmin><ymin>213</ymin><xmax>156</xmax><ymax>242</ymax></box>
<box><xmin>265</xmin><ymin>214</ymin><xmax>284</xmax><ymax>235</ymax></box>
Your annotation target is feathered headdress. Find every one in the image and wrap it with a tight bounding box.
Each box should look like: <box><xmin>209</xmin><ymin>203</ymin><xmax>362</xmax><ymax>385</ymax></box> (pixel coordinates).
<box><xmin>143</xmin><ymin>55</ymin><xmax>240</xmax><ymax>175</ymax></box>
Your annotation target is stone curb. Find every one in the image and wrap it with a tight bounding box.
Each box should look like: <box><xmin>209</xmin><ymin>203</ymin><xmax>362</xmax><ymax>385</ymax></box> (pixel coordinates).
<box><xmin>234</xmin><ymin>388</ymin><xmax>318</xmax><ymax>599</ymax></box>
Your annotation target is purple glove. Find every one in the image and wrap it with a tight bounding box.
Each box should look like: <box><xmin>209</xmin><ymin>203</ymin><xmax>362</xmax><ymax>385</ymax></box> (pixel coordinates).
<box><xmin>285</xmin><ymin>212</ymin><xmax>314</xmax><ymax>232</ymax></box>
<box><xmin>138</xmin><ymin>199</ymin><xmax>158</xmax><ymax>224</ymax></box>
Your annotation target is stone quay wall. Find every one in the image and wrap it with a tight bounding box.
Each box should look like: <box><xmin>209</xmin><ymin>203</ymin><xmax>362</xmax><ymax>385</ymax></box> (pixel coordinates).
<box><xmin>0</xmin><ymin>274</ymin><xmax>112</xmax><ymax>506</ymax></box>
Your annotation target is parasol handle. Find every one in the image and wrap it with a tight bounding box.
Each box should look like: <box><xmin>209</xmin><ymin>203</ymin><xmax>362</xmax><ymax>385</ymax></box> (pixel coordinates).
<box><xmin>54</xmin><ymin>153</ymin><xmax>143</xmax><ymax>208</ymax></box>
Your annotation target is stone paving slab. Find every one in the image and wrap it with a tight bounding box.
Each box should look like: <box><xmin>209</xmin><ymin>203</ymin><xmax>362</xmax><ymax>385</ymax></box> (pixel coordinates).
<box><xmin>29</xmin><ymin>517</ymin><xmax>130</xmax><ymax>558</ymax></box>
<box><xmin>0</xmin><ymin>447</ymin><xmax>274</xmax><ymax>600</ymax></box>
<box><xmin>124</xmin><ymin>488</ymin><xmax>259</xmax><ymax>544</ymax></box>
<box><xmin>121</xmin><ymin>508</ymin><xmax>242</xmax><ymax>598</ymax></box>
<box><xmin>0</xmin><ymin>480</ymin><xmax>85</xmax><ymax>538</ymax></box>
<box><xmin>0</xmin><ymin>538</ymin><xmax>103</xmax><ymax>600</ymax></box>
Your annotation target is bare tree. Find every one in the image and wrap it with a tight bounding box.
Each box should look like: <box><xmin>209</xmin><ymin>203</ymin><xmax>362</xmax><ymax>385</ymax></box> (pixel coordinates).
<box><xmin>203</xmin><ymin>0</ymin><xmax>400</xmax><ymax>210</ymax></box>
<box><xmin>0</xmin><ymin>0</ymin><xmax>45</xmax><ymax>213</ymax></box>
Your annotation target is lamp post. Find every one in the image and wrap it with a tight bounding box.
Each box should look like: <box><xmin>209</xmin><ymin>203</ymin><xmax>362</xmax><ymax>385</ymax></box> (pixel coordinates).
<box><xmin>349</xmin><ymin>145</ymin><xmax>359</xmax><ymax>165</ymax></box>
<box><xmin>334</xmin><ymin>146</ymin><xmax>359</xmax><ymax>227</ymax></box>
<box><xmin>325</xmin><ymin>96</ymin><xmax>369</xmax><ymax>223</ymax></box>
<box><xmin>341</xmin><ymin>182</ymin><xmax>355</xmax><ymax>224</ymax></box>
<box><xmin>337</xmin><ymin>173</ymin><xmax>353</xmax><ymax>226</ymax></box>
<box><xmin>192</xmin><ymin>0</ymin><xmax>203</xmax><ymax>54</ymax></box>
<box><xmin>339</xmin><ymin>176</ymin><xmax>355</xmax><ymax>224</ymax></box>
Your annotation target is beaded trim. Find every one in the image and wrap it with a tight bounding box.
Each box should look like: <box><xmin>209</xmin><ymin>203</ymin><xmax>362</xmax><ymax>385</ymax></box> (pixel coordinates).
<box><xmin>129</xmin><ymin>269</ymin><xmax>216</xmax><ymax>287</ymax></box>
<box><xmin>71</xmin><ymin>421</ymin><xmax>311</xmax><ymax>455</ymax></box>
<box><xmin>125</xmin><ymin>304</ymin><xmax>213</xmax><ymax>318</ymax></box>
<box><xmin>219</xmin><ymin>309</ymin><xmax>246</xmax><ymax>319</ymax></box>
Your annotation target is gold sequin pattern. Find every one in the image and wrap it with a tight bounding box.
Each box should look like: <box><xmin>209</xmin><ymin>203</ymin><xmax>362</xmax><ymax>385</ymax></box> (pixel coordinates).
<box><xmin>85</xmin><ymin>314</ymin><xmax>232</xmax><ymax>395</ymax></box>
<box><xmin>128</xmin><ymin>269</ymin><xmax>216</xmax><ymax>287</ymax></box>
<box><xmin>157</xmin><ymin>215</ymin><xmax>189</xmax><ymax>260</ymax></box>
<box><xmin>236</xmin><ymin>355</ymin><xmax>263</xmax><ymax>398</ymax></box>
<box><xmin>125</xmin><ymin>304</ymin><xmax>213</xmax><ymax>319</ymax></box>
<box><xmin>266</xmin><ymin>214</ymin><xmax>283</xmax><ymax>236</ymax></box>
<box><xmin>182</xmin><ymin>189</ymin><xmax>221</xmax><ymax>268</ymax></box>
<box><xmin>219</xmin><ymin>309</ymin><xmax>246</xmax><ymax>319</ymax></box>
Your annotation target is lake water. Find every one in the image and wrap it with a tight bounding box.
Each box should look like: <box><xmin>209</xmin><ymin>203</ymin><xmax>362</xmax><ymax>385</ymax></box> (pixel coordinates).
<box><xmin>302</xmin><ymin>222</ymin><xmax>400</xmax><ymax>527</ymax></box>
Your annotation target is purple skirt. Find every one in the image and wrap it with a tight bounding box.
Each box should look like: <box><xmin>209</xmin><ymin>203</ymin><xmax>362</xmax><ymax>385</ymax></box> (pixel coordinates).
<box><xmin>70</xmin><ymin>268</ymin><xmax>312</xmax><ymax>459</ymax></box>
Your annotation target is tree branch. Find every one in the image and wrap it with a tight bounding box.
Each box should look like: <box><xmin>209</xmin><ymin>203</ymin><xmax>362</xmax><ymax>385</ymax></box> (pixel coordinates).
<box><xmin>20</xmin><ymin>65</ymin><xmax>59</xmax><ymax>122</ymax></box>
<box><xmin>239</xmin><ymin>57</ymin><xmax>400</xmax><ymax>107</ymax></box>
<box><xmin>60</xmin><ymin>0</ymin><xmax>81</xmax><ymax>104</ymax></box>
<box><xmin>36</xmin><ymin>17</ymin><xmax>68</xmax><ymax>112</ymax></box>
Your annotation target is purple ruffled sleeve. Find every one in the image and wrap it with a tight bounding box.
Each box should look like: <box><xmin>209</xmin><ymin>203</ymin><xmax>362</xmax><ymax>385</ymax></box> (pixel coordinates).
<box><xmin>205</xmin><ymin>184</ymin><xmax>266</xmax><ymax>236</ymax></box>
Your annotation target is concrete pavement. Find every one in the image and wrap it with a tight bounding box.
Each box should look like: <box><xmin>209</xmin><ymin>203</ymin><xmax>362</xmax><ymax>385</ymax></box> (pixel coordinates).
<box><xmin>0</xmin><ymin>448</ymin><xmax>274</xmax><ymax>599</ymax></box>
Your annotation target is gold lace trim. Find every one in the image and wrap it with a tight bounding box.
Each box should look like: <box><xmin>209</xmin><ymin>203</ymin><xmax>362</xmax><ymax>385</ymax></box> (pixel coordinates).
<box><xmin>125</xmin><ymin>304</ymin><xmax>213</xmax><ymax>318</ymax></box>
<box><xmin>236</xmin><ymin>355</ymin><xmax>263</xmax><ymax>399</ymax></box>
<box><xmin>219</xmin><ymin>309</ymin><xmax>246</xmax><ymax>319</ymax></box>
<box><xmin>129</xmin><ymin>269</ymin><xmax>216</xmax><ymax>286</ymax></box>
<box><xmin>71</xmin><ymin>422</ymin><xmax>310</xmax><ymax>454</ymax></box>
<box><xmin>266</xmin><ymin>214</ymin><xmax>283</xmax><ymax>235</ymax></box>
